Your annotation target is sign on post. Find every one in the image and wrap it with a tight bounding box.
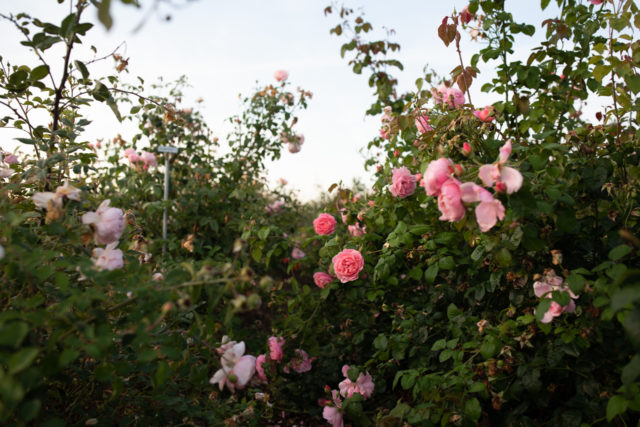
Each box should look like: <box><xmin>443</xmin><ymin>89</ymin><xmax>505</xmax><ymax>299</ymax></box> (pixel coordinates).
<box><xmin>158</xmin><ymin>146</ymin><xmax>178</xmax><ymax>255</ymax></box>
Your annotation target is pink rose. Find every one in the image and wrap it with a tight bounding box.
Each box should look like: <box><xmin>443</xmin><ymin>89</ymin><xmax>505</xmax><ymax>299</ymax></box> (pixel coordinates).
<box><xmin>313</xmin><ymin>213</ymin><xmax>337</xmax><ymax>235</ymax></box>
<box><xmin>256</xmin><ymin>354</ymin><xmax>268</xmax><ymax>382</ymax></box>
<box><xmin>152</xmin><ymin>272</ymin><xmax>164</xmax><ymax>281</ymax></box>
<box><xmin>274</xmin><ymin>70</ymin><xmax>289</xmax><ymax>81</ymax></box>
<box><xmin>421</xmin><ymin>158</ymin><xmax>453</xmax><ymax>196</ymax></box>
<box><xmin>475</xmin><ymin>198</ymin><xmax>505</xmax><ymax>232</ymax></box>
<box><xmin>415</xmin><ymin>115</ymin><xmax>432</xmax><ymax>133</ymax></box>
<box><xmin>437</xmin><ymin>179</ymin><xmax>465</xmax><ymax>222</ymax></box>
<box><xmin>389</xmin><ymin>167</ymin><xmax>417</xmax><ymax>198</ymax></box>
<box><xmin>3</xmin><ymin>154</ymin><xmax>18</xmax><ymax>164</ymax></box>
<box><xmin>338</xmin><ymin>365</ymin><xmax>375</xmax><ymax>399</ymax></box>
<box><xmin>477</xmin><ymin>140</ymin><xmax>523</xmax><ymax>194</ymax></box>
<box><xmin>92</xmin><ymin>242</ymin><xmax>124</xmax><ymax>271</ymax></box>
<box><xmin>124</xmin><ymin>148</ymin><xmax>141</xmax><ymax>163</ymax></box>
<box><xmin>332</xmin><ymin>249</ymin><xmax>364</xmax><ymax>283</ymax></box>
<box><xmin>473</xmin><ymin>106</ymin><xmax>495</xmax><ymax>122</ymax></box>
<box><xmin>284</xmin><ymin>349</ymin><xmax>313</xmax><ymax>373</ymax></box>
<box><xmin>534</xmin><ymin>272</ymin><xmax>579</xmax><ymax>323</ymax></box>
<box><xmin>445</xmin><ymin>87</ymin><xmax>465</xmax><ymax>108</ymax></box>
<box><xmin>209</xmin><ymin>341</ymin><xmax>256</xmax><ymax>392</ymax></box>
<box><xmin>348</xmin><ymin>223</ymin><xmax>366</xmax><ymax>237</ymax></box>
<box><xmin>590</xmin><ymin>0</ymin><xmax>603</xmax><ymax>4</ymax></box>
<box><xmin>322</xmin><ymin>390</ymin><xmax>343</xmax><ymax>427</ymax></box>
<box><xmin>292</xmin><ymin>247</ymin><xmax>306</xmax><ymax>260</ymax></box>
<box><xmin>82</xmin><ymin>199</ymin><xmax>125</xmax><ymax>245</ymax></box>
<box><xmin>268</xmin><ymin>336</ymin><xmax>285</xmax><ymax>362</ymax></box>
<box><xmin>140</xmin><ymin>151</ymin><xmax>157</xmax><ymax>168</ymax></box>
<box><xmin>288</xmin><ymin>142</ymin><xmax>301</xmax><ymax>153</ymax></box>
<box><xmin>313</xmin><ymin>272</ymin><xmax>333</xmax><ymax>289</ymax></box>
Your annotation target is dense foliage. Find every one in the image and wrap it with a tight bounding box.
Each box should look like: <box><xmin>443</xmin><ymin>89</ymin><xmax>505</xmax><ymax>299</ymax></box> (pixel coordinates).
<box><xmin>1</xmin><ymin>0</ymin><xmax>639</xmax><ymax>425</ymax></box>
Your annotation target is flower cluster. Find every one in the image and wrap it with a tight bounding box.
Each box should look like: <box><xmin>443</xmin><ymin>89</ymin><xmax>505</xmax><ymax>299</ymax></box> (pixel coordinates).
<box><xmin>33</xmin><ymin>181</ymin><xmax>82</xmax><ymax>223</ymax></box>
<box><xmin>431</xmin><ymin>84</ymin><xmax>465</xmax><ymax>108</ymax></box>
<box><xmin>124</xmin><ymin>148</ymin><xmax>157</xmax><ymax>170</ymax></box>
<box><xmin>322</xmin><ymin>365</ymin><xmax>375</xmax><ymax>426</ymax></box>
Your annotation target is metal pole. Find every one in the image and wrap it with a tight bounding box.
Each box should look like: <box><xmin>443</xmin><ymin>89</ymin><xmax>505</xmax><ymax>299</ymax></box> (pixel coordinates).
<box><xmin>162</xmin><ymin>152</ymin><xmax>169</xmax><ymax>256</ymax></box>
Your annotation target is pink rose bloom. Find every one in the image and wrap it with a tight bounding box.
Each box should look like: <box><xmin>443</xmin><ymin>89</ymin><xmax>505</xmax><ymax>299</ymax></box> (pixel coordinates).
<box><xmin>82</xmin><ymin>199</ymin><xmax>125</xmax><ymax>245</ymax></box>
<box><xmin>268</xmin><ymin>336</ymin><xmax>285</xmax><ymax>362</ymax></box>
<box><xmin>463</xmin><ymin>142</ymin><xmax>471</xmax><ymax>154</ymax></box>
<box><xmin>438</xmin><ymin>179</ymin><xmax>465</xmax><ymax>222</ymax></box>
<box><xmin>338</xmin><ymin>365</ymin><xmax>375</xmax><ymax>399</ymax></box>
<box><xmin>332</xmin><ymin>249</ymin><xmax>365</xmax><ymax>283</ymax></box>
<box><xmin>460</xmin><ymin>5</ymin><xmax>473</xmax><ymax>24</ymax></box>
<box><xmin>4</xmin><ymin>154</ymin><xmax>18</xmax><ymax>164</ymax></box>
<box><xmin>389</xmin><ymin>167</ymin><xmax>417</xmax><ymax>198</ymax></box>
<box><xmin>152</xmin><ymin>272</ymin><xmax>164</xmax><ymax>281</ymax></box>
<box><xmin>209</xmin><ymin>341</ymin><xmax>256</xmax><ymax>392</ymax></box>
<box><xmin>322</xmin><ymin>390</ymin><xmax>343</xmax><ymax>427</ymax></box>
<box><xmin>534</xmin><ymin>272</ymin><xmax>579</xmax><ymax>323</ymax></box>
<box><xmin>292</xmin><ymin>247</ymin><xmax>306</xmax><ymax>259</ymax></box>
<box><xmin>590</xmin><ymin>0</ymin><xmax>603</xmax><ymax>4</ymax></box>
<box><xmin>431</xmin><ymin>83</ymin><xmax>447</xmax><ymax>104</ymax></box>
<box><xmin>348</xmin><ymin>223</ymin><xmax>366</xmax><ymax>237</ymax></box>
<box><xmin>124</xmin><ymin>148</ymin><xmax>141</xmax><ymax>163</ymax></box>
<box><xmin>140</xmin><ymin>151</ymin><xmax>157</xmax><ymax>168</ymax></box>
<box><xmin>313</xmin><ymin>213</ymin><xmax>337</xmax><ymax>235</ymax></box>
<box><xmin>313</xmin><ymin>272</ymin><xmax>333</xmax><ymax>289</ymax></box>
<box><xmin>473</xmin><ymin>106</ymin><xmax>495</xmax><ymax>122</ymax></box>
<box><xmin>415</xmin><ymin>115</ymin><xmax>432</xmax><ymax>133</ymax></box>
<box><xmin>92</xmin><ymin>242</ymin><xmax>124</xmax><ymax>271</ymax></box>
<box><xmin>285</xmin><ymin>349</ymin><xmax>313</xmax><ymax>373</ymax></box>
<box><xmin>478</xmin><ymin>140</ymin><xmax>523</xmax><ymax>194</ymax></box>
<box><xmin>460</xmin><ymin>182</ymin><xmax>505</xmax><ymax>231</ymax></box>
<box><xmin>421</xmin><ymin>158</ymin><xmax>453</xmax><ymax>196</ymax></box>
<box><xmin>445</xmin><ymin>87</ymin><xmax>465</xmax><ymax>108</ymax></box>
<box><xmin>368</xmin><ymin>200</ymin><xmax>375</xmax><ymax>207</ymax></box>
<box><xmin>255</xmin><ymin>354</ymin><xmax>268</xmax><ymax>382</ymax></box>
<box><xmin>274</xmin><ymin>70</ymin><xmax>289</xmax><ymax>81</ymax></box>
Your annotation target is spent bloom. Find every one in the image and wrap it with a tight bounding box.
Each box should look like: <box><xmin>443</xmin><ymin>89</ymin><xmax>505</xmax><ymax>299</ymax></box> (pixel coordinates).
<box><xmin>284</xmin><ymin>349</ymin><xmax>313</xmax><ymax>373</ymax></box>
<box><xmin>82</xmin><ymin>199</ymin><xmax>126</xmax><ymax>245</ymax></box>
<box><xmin>92</xmin><ymin>242</ymin><xmax>124</xmax><ymax>271</ymax></box>
<box><xmin>209</xmin><ymin>341</ymin><xmax>256</xmax><ymax>392</ymax></box>
<box><xmin>332</xmin><ymin>249</ymin><xmax>365</xmax><ymax>283</ymax></box>
<box><xmin>389</xmin><ymin>167</ymin><xmax>417</xmax><ymax>198</ymax></box>
<box><xmin>460</xmin><ymin>5</ymin><xmax>474</xmax><ymax>24</ymax></box>
<box><xmin>313</xmin><ymin>213</ymin><xmax>337</xmax><ymax>235</ymax></box>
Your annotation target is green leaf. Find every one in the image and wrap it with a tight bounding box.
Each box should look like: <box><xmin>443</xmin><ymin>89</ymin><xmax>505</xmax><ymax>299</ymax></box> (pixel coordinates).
<box><xmin>29</xmin><ymin>65</ymin><xmax>49</xmax><ymax>82</ymax></box>
<box><xmin>439</xmin><ymin>256</ymin><xmax>455</xmax><ymax>270</ymax></box>
<box><xmin>18</xmin><ymin>399</ymin><xmax>41</xmax><ymax>421</ymax></box>
<box><xmin>621</xmin><ymin>354</ymin><xmax>640</xmax><ymax>385</ymax></box>
<box><xmin>424</xmin><ymin>263</ymin><xmax>438</xmax><ymax>284</ymax></box>
<box><xmin>0</xmin><ymin>322</ymin><xmax>30</xmax><ymax>348</ymax></box>
<box><xmin>540</xmin><ymin>0</ymin><xmax>551</xmax><ymax>10</ymax></box>
<box><xmin>567</xmin><ymin>273</ymin><xmax>584</xmax><ymax>295</ymax></box>
<box><xmin>535</xmin><ymin>299</ymin><xmax>552</xmax><ymax>322</ymax></box>
<box><xmin>464</xmin><ymin>398</ymin><xmax>481</xmax><ymax>422</ymax></box>
<box><xmin>592</xmin><ymin>64</ymin><xmax>612</xmax><ymax>82</ymax></box>
<box><xmin>8</xmin><ymin>347</ymin><xmax>39</xmax><ymax>375</ymax></box>
<box><xmin>606</xmin><ymin>395</ymin><xmax>628</xmax><ymax>421</ymax></box>
<box><xmin>609</xmin><ymin>244</ymin><xmax>632</xmax><ymax>261</ymax></box>
<box><xmin>480</xmin><ymin>336</ymin><xmax>499</xmax><ymax>359</ymax></box>
<box><xmin>59</xmin><ymin>349</ymin><xmax>80</xmax><ymax>367</ymax></box>
<box><xmin>373</xmin><ymin>334</ymin><xmax>388</xmax><ymax>351</ymax></box>
<box><xmin>74</xmin><ymin>60</ymin><xmax>89</xmax><ymax>80</ymax></box>
<box><xmin>97</xmin><ymin>0</ymin><xmax>113</xmax><ymax>30</ymax></box>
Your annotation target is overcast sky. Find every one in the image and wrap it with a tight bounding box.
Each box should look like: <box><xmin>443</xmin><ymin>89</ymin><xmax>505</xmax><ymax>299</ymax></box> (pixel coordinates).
<box><xmin>1</xmin><ymin>0</ymin><xmax>589</xmax><ymax>201</ymax></box>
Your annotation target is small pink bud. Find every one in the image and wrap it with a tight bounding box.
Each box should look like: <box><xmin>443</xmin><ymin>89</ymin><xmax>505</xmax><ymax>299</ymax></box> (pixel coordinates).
<box><xmin>495</xmin><ymin>182</ymin><xmax>507</xmax><ymax>193</ymax></box>
<box><xmin>463</xmin><ymin>142</ymin><xmax>471</xmax><ymax>153</ymax></box>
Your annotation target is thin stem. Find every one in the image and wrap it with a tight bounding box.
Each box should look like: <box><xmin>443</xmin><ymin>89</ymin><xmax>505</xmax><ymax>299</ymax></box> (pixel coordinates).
<box><xmin>454</xmin><ymin>33</ymin><xmax>473</xmax><ymax>106</ymax></box>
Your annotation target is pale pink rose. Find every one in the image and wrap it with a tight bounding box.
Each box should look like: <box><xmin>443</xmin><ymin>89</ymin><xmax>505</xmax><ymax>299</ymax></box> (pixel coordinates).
<box><xmin>478</xmin><ymin>140</ymin><xmax>523</xmax><ymax>194</ymax></box>
<box><xmin>590</xmin><ymin>0</ymin><xmax>603</xmax><ymax>4</ymax></box>
<box><xmin>473</xmin><ymin>106</ymin><xmax>495</xmax><ymax>122</ymax></box>
<box><xmin>92</xmin><ymin>242</ymin><xmax>124</xmax><ymax>271</ymax></box>
<box><xmin>256</xmin><ymin>354</ymin><xmax>268</xmax><ymax>382</ymax></box>
<box><xmin>152</xmin><ymin>272</ymin><xmax>164</xmax><ymax>281</ymax></box>
<box><xmin>265</xmin><ymin>200</ymin><xmax>285</xmax><ymax>214</ymax></box>
<box><xmin>3</xmin><ymin>154</ymin><xmax>18</xmax><ymax>164</ymax></box>
<box><xmin>421</xmin><ymin>158</ymin><xmax>453</xmax><ymax>196</ymax></box>
<box><xmin>0</xmin><ymin>166</ymin><xmax>12</xmax><ymax>178</ymax></box>
<box><xmin>389</xmin><ymin>167</ymin><xmax>417</xmax><ymax>198</ymax></box>
<box><xmin>475</xmin><ymin>198</ymin><xmax>505</xmax><ymax>232</ymax></box>
<box><xmin>437</xmin><ymin>179</ymin><xmax>465</xmax><ymax>222</ymax></box>
<box><xmin>460</xmin><ymin>182</ymin><xmax>493</xmax><ymax>203</ymax></box>
<box><xmin>268</xmin><ymin>336</ymin><xmax>285</xmax><ymax>362</ymax></box>
<box><xmin>313</xmin><ymin>213</ymin><xmax>337</xmax><ymax>235</ymax></box>
<box><xmin>274</xmin><ymin>70</ymin><xmax>289</xmax><ymax>82</ymax></box>
<box><xmin>338</xmin><ymin>365</ymin><xmax>374</xmax><ymax>399</ymax></box>
<box><xmin>288</xmin><ymin>142</ymin><xmax>301</xmax><ymax>153</ymax></box>
<box><xmin>322</xmin><ymin>390</ymin><xmax>343</xmax><ymax>427</ymax></box>
<box><xmin>82</xmin><ymin>199</ymin><xmax>125</xmax><ymax>245</ymax></box>
<box><xmin>124</xmin><ymin>148</ymin><xmax>141</xmax><ymax>163</ymax></box>
<box><xmin>209</xmin><ymin>341</ymin><xmax>256</xmax><ymax>392</ymax></box>
<box><xmin>140</xmin><ymin>151</ymin><xmax>157</xmax><ymax>168</ymax></box>
<box><xmin>445</xmin><ymin>87</ymin><xmax>465</xmax><ymax>108</ymax></box>
<box><xmin>348</xmin><ymin>223</ymin><xmax>366</xmax><ymax>237</ymax></box>
<box><xmin>460</xmin><ymin>5</ymin><xmax>473</xmax><ymax>24</ymax></box>
<box><xmin>541</xmin><ymin>301</ymin><xmax>565</xmax><ymax>323</ymax></box>
<box><xmin>415</xmin><ymin>115</ymin><xmax>432</xmax><ymax>133</ymax></box>
<box><xmin>216</xmin><ymin>336</ymin><xmax>238</xmax><ymax>355</ymax></box>
<box><xmin>534</xmin><ymin>273</ymin><xmax>579</xmax><ymax>323</ymax></box>
<box><xmin>332</xmin><ymin>249</ymin><xmax>364</xmax><ymax>283</ymax></box>
<box><xmin>285</xmin><ymin>349</ymin><xmax>313</xmax><ymax>373</ymax></box>
<box><xmin>313</xmin><ymin>272</ymin><xmax>333</xmax><ymax>289</ymax></box>
<box><xmin>292</xmin><ymin>247</ymin><xmax>306</xmax><ymax>259</ymax></box>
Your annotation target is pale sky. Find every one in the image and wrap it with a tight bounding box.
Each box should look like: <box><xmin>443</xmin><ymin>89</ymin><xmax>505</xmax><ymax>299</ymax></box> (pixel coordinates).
<box><xmin>1</xmin><ymin>0</ymin><xmax>588</xmax><ymax>201</ymax></box>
